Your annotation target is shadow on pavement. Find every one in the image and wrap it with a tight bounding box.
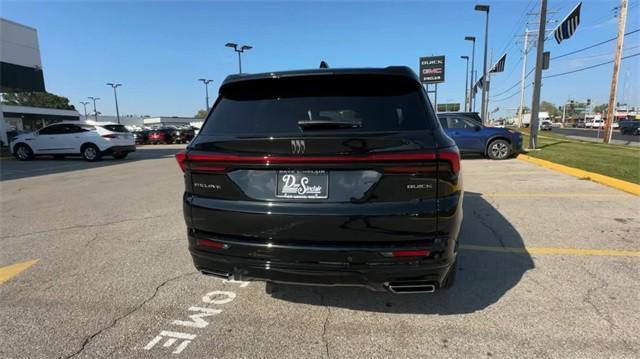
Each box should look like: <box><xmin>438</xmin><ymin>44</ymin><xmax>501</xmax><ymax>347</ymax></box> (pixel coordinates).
<box><xmin>0</xmin><ymin>145</ymin><xmax>183</xmax><ymax>181</ymax></box>
<box><xmin>269</xmin><ymin>191</ymin><xmax>535</xmax><ymax>314</ymax></box>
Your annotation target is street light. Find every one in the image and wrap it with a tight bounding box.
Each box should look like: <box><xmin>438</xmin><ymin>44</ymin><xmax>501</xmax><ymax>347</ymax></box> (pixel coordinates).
<box><xmin>79</xmin><ymin>101</ymin><xmax>89</xmax><ymax>121</ymax></box>
<box><xmin>464</xmin><ymin>36</ymin><xmax>476</xmax><ymax>112</ymax></box>
<box><xmin>225</xmin><ymin>42</ymin><xmax>252</xmax><ymax>73</ymax></box>
<box><xmin>475</xmin><ymin>4</ymin><xmax>490</xmax><ymax>123</ymax></box>
<box><xmin>198</xmin><ymin>79</ymin><xmax>213</xmax><ymax>111</ymax></box>
<box><xmin>460</xmin><ymin>56</ymin><xmax>469</xmax><ymax>113</ymax></box>
<box><xmin>87</xmin><ymin>96</ymin><xmax>100</xmax><ymax>121</ymax></box>
<box><xmin>106</xmin><ymin>83</ymin><xmax>122</xmax><ymax>124</ymax></box>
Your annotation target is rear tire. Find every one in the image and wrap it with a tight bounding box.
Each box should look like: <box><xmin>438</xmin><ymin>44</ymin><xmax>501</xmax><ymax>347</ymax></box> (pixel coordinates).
<box><xmin>81</xmin><ymin>144</ymin><xmax>102</xmax><ymax>162</ymax></box>
<box><xmin>487</xmin><ymin>139</ymin><xmax>511</xmax><ymax>160</ymax></box>
<box><xmin>112</xmin><ymin>152</ymin><xmax>128</xmax><ymax>160</ymax></box>
<box><xmin>14</xmin><ymin>143</ymin><xmax>34</xmax><ymax>161</ymax></box>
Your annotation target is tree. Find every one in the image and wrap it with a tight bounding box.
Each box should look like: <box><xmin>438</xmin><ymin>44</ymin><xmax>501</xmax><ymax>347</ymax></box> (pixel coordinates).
<box><xmin>540</xmin><ymin>101</ymin><xmax>560</xmax><ymax>118</ymax></box>
<box><xmin>1</xmin><ymin>91</ymin><xmax>76</xmax><ymax>110</ymax></box>
<box><xmin>593</xmin><ymin>104</ymin><xmax>608</xmax><ymax>114</ymax></box>
<box><xmin>195</xmin><ymin>109</ymin><xmax>208</xmax><ymax>119</ymax></box>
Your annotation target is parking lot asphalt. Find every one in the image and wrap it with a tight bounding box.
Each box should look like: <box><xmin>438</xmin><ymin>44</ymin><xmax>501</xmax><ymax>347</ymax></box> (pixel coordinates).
<box><xmin>1</xmin><ymin>145</ymin><xmax>639</xmax><ymax>358</ymax></box>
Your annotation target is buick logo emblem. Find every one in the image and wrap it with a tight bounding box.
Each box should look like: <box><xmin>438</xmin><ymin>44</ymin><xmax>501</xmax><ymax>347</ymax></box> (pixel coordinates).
<box><xmin>291</xmin><ymin>139</ymin><xmax>306</xmax><ymax>154</ymax></box>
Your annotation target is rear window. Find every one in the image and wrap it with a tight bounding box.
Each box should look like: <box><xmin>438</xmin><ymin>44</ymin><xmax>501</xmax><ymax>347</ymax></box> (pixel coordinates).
<box><xmin>201</xmin><ymin>75</ymin><xmax>435</xmax><ymax>135</ymax></box>
<box><xmin>100</xmin><ymin>125</ymin><xmax>129</xmax><ymax>133</ymax></box>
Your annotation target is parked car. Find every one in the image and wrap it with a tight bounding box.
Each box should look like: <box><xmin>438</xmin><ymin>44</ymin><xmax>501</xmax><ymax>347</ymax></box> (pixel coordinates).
<box><xmin>438</xmin><ymin>112</ymin><xmax>523</xmax><ymax>159</ymax></box>
<box><xmin>174</xmin><ymin>127</ymin><xmax>196</xmax><ymax>144</ymax></box>
<box><xmin>177</xmin><ymin>66</ymin><xmax>462</xmax><ymax>294</ymax></box>
<box><xmin>619</xmin><ymin>120</ymin><xmax>640</xmax><ymax>135</ymax></box>
<box><xmin>148</xmin><ymin>127</ymin><xmax>178</xmax><ymax>144</ymax></box>
<box><xmin>133</xmin><ymin>129</ymin><xmax>150</xmax><ymax>144</ymax></box>
<box><xmin>540</xmin><ymin>120</ymin><xmax>553</xmax><ymax>131</ymax></box>
<box><xmin>10</xmin><ymin>122</ymin><xmax>135</xmax><ymax>161</ymax></box>
<box><xmin>590</xmin><ymin>119</ymin><xmax>605</xmax><ymax>129</ymax></box>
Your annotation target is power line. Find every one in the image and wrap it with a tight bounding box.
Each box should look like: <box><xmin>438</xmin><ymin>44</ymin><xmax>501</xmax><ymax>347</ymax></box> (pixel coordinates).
<box><xmin>543</xmin><ymin>52</ymin><xmax>640</xmax><ymax>79</ymax></box>
<box><xmin>492</xmin><ymin>83</ymin><xmax>532</xmax><ymax>102</ymax></box>
<box><xmin>552</xmin><ymin>28</ymin><xmax>639</xmax><ymax>60</ymax></box>
<box><xmin>492</xmin><ymin>28</ymin><xmax>640</xmax><ymax>97</ymax></box>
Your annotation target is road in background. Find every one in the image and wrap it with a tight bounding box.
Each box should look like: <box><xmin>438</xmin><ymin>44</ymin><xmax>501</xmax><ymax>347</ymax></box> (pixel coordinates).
<box><xmin>551</xmin><ymin>128</ymin><xmax>639</xmax><ymax>146</ymax></box>
<box><xmin>1</xmin><ymin>146</ymin><xmax>639</xmax><ymax>358</ymax></box>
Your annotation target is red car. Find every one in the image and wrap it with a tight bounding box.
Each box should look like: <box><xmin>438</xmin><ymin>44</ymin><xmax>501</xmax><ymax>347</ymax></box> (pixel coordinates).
<box><xmin>148</xmin><ymin>128</ymin><xmax>177</xmax><ymax>144</ymax></box>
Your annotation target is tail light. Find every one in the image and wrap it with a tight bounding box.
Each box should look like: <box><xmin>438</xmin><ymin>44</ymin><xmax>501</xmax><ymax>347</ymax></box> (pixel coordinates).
<box><xmin>196</xmin><ymin>238</ymin><xmax>228</xmax><ymax>250</ymax></box>
<box><xmin>439</xmin><ymin>149</ymin><xmax>461</xmax><ymax>174</ymax></box>
<box><xmin>381</xmin><ymin>249</ymin><xmax>431</xmax><ymax>257</ymax></box>
<box><xmin>175</xmin><ymin>151</ymin><xmax>186</xmax><ymax>172</ymax></box>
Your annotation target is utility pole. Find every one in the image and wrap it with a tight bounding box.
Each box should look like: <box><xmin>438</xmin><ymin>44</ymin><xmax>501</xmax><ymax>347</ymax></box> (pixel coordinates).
<box><xmin>517</xmin><ymin>28</ymin><xmax>531</xmax><ymax>128</ymax></box>
<box><xmin>475</xmin><ymin>4</ymin><xmax>490</xmax><ymax>123</ymax></box>
<box><xmin>106</xmin><ymin>83</ymin><xmax>122</xmax><ymax>124</ymax></box>
<box><xmin>528</xmin><ymin>0</ymin><xmax>547</xmax><ymax>149</ymax></box>
<box><xmin>198</xmin><ymin>79</ymin><xmax>213</xmax><ymax>111</ymax></box>
<box><xmin>461</xmin><ymin>56</ymin><xmax>470</xmax><ymax>111</ymax></box>
<box><xmin>603</xmin><ymin>0</ymin><xmax>628</xmax><ymax>143</ymax></box>
<box><xmin>465</xmin><ymin>36</ymin><xmax>476</xmax><ymax>112</ymax></box>
<box><xmin>88</xmin><ymin>96</ymin><xmax>100</xmax><ymax>122</ymax></box>
<box><xmin>80</xmin><ymin>101</ymin><xmax>89</xmax><ymax>121</ymax></box>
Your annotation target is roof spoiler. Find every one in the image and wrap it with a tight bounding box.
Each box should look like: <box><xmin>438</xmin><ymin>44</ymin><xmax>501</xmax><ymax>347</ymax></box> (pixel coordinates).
<box><xmin>319</xmin><ymin>61</ymin><xmax>329</xmax><ymax>69</ymax></box>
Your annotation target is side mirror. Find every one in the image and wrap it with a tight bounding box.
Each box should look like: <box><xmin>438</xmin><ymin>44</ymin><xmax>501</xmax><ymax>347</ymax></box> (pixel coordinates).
<box><xmin>474</xmin><ymin>125</ymin><xmax>482</xmax><ymax>132</ymax></box>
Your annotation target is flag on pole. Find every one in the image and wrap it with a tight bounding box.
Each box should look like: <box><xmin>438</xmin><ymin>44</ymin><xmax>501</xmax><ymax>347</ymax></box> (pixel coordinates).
<box><xmin>475</xmin><ymin>76</ymin><xmax>484</xmax><ymax>90</ymax></box>
<box><xmin>553</xmin><ymin>2</ymin><xmax>582</xmax><ymax>44</ymax></box>
<box><xmin>489</xmin><ymin>53</ymin><xmax>507</xmax><ymax>73</ymax></box>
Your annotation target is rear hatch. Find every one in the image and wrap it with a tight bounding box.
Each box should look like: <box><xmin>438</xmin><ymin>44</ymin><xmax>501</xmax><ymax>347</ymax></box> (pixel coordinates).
<box><xmin>179</xmin><ymin>73</ymin><xmax>458</xmax><ymax>244</ymax></box>
<box><xmin>97</xmin><ymin>124</ymin><xmax>134</xmax><ymax>145</ymax></box>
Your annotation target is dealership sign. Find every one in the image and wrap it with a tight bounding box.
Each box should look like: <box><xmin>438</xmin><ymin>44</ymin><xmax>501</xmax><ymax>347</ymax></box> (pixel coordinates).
<box><xmin>419</xmin><ymin>56</ymin><xmax>445</xmax><ymax>84</ymax></box>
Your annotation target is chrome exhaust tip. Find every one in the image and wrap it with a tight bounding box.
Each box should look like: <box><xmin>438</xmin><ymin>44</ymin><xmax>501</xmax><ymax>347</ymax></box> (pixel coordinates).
<box><xmin>200</xmin><ymin>269</ymin><xmax>230</xmax><ymax>279</ymax></box>
<box><xmin>385</xmin><ymin>281</ymin><xmax>437</xmax><ymax>294</ymax></box>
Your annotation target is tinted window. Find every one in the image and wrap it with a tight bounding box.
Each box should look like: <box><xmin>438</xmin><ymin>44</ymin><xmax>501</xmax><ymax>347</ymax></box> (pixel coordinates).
<box><xmin>39</xmin><ymin>125</ymin><xmax>64</xmax><ymax>135</ymax></box>
<box><xmin>201</xmin><ymin>75</ymin><xmax>434</xmax><ymax>135</ymax></box>
<box><xmin>447</xmin><ymin>116</ymin><xmax>477</xmax><ymax>129</ymax></box>
<box><xmin>100</xmin><ymin>125</ymin><xmax>129</xmax><ymax>133</ymax></box>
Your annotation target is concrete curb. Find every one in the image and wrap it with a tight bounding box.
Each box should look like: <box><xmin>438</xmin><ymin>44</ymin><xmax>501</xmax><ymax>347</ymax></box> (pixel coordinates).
<box><xmin>516</xmin><ymin>154</ymin><xmax>640</xmax><ymax>197</ymax></box>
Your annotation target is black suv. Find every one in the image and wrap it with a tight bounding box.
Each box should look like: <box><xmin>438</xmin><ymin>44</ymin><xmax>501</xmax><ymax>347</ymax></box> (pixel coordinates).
<box><xmin>619</xmin><ymin>120</ymin><xmax>640</xmax><ymax>135</ymax></box>
<box><xmin>177</xmin><ymin>67</ymin><xmax>463</xmax><ymax>294</ymax></box>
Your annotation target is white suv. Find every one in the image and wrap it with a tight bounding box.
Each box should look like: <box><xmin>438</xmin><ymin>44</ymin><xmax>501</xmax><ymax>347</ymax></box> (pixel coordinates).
<box><xmin>10</xmin><ymin>122</ymin><xmax>136</xmax><ymax>161</ymax></box>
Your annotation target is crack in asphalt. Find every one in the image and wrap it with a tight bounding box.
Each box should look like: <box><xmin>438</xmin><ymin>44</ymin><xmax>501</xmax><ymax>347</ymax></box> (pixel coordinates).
<box><xmin>1</xmin><ymin>214</ymin><xmax>172</xmax><ymax>239</ymax></box>
<box><xmin>579</xmin><ymin>264</ymin><xmax>617</xmax><ymax>330</ymax></box>
<box><xmin>316</xmin><ymin>290</ymin><xmax>331</xmax><ymax>359</ymax></box>
<box><xmin>471</xmin><ymin>207</ymin><xmax>507</xmax><ymax>248</ymax></box>
<box><xmin>60</xmin><ymin>271</ymin><xmax>197</xmax><ymax>359</ymax></box>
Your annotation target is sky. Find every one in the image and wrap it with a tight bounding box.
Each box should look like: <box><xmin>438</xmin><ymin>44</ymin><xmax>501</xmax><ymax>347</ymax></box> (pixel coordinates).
<box><xmin>1</xmin><ymin>0</ymin><xmax>639</xmax><ymax>118</ymax></box>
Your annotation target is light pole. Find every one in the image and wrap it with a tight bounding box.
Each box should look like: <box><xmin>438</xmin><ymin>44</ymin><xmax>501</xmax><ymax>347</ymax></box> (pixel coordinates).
<box><xmin>198</xmin><ymin>79</ymin><xmax>213</xmax><ymax>111</ymax></box>
<box><xmin>88</xmin><ymin>96</ymin><xmax>100</xmax><ymax>121</ymax></box>
<box><xmin>464</xmin><ymin>36</ymin><xmax>476</xmax><ymax>112</ymax></box>
<box><xmin>225</xmin><ymin>42</ymin><xmax>252</xmax><ymax>73</ymax></box>
<box><xmin>79</xmin><ymin>101</ymin><xmax>89</xmax><ymax>121</ymax></box>
<box><xmin>475</xmin><ymin>4</ymin><xmax>490</xmax><ymax>123</ymax></box>
<box><xmin>106</xmin><ymin>83</ymin><xmax>122</xmax><ymax>124</ymax></box>
<box><xmin>460</xmin><ymin>56</ymin><xmax>469</xmax><ymax>112</ymax></box>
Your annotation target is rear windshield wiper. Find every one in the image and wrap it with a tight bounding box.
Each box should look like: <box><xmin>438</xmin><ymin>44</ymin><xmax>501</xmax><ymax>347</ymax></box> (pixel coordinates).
<box><xmin>297</xmin><ymin>120</ymin><xmax>362</xmax><ymax>130</ymax></box>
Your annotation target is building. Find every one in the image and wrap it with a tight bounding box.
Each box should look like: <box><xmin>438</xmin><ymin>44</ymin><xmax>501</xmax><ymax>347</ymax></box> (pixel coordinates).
<box><xmin>0</xmin><ymin>18</ymin><xmax>80</xmax><ymax>146</ymax></box>
<box><xmin>0</xmin><ymin>18</ymin><xmax>44</xmax><ymax>92</ymax></box>
<box><xmin>142</xmin><ymin>116</ymin><xmax>199</xmax><ymax>127</ymax></box>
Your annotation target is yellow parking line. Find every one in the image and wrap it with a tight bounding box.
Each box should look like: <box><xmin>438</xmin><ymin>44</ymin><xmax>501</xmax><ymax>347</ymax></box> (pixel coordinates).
<box><xmin>0</xmin><ymin>259</ymin><xmax>39</xmax><ymax>285</ymax></box>
<box><xmin>461</xmin><ymin>245</ymin><xmax>640</xmax><ymax>257</ymax></box>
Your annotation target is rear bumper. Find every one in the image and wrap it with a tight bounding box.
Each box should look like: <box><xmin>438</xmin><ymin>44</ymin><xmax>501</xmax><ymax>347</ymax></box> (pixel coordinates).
<box><xmin>188</xmin><ymin>231</ymin><xmax>457</xmax><ymax>292</ymax></box>
<box><xmin>102</xmin><ymin>145</ymin><xmax>136</xmax><ymax>154</ymax></box>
